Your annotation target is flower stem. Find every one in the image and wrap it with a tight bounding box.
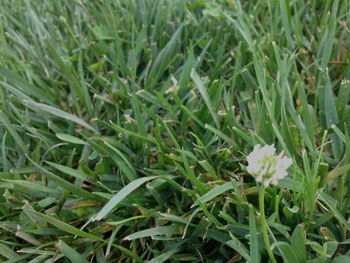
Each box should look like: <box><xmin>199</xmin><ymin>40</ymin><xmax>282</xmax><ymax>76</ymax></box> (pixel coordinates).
<box><xmin>259</xmin><ymin>185</ymin><xmax>277</xmax><ymax>263</ymax></box>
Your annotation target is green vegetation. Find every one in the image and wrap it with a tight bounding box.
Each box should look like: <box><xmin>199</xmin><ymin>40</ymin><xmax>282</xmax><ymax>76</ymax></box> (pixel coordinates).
<box><xmin>1</xmin><ymin>0</ymin><xmax>350</xmax><ymax>262</ymax></box>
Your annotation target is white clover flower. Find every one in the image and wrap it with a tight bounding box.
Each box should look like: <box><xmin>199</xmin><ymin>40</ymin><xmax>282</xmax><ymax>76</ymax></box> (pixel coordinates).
<box><xmin>246</xmin><ymin>144</ymin><xmax>292</xmax><ymax>187</ymax></box>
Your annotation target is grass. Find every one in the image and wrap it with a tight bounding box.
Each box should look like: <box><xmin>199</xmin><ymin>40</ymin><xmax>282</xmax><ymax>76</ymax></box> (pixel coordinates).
<box><xmin>0</xmin><ymin>0</ymin><xmax>350</xmax><ymax>262</ymax></box>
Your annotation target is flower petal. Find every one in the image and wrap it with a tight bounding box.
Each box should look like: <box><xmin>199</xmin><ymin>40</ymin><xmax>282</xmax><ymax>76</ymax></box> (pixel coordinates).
<box><xmin>246</xmin><ymin>144</ymin><xmax>293</xmax><ymax>187</ymax></box>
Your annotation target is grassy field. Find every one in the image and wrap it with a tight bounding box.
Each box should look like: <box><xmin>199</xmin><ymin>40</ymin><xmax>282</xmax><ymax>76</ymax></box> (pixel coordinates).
<box><xmin>1</xmin><ymin>0</ymin><xmax>350</xmax><ymax>262</ymax></box>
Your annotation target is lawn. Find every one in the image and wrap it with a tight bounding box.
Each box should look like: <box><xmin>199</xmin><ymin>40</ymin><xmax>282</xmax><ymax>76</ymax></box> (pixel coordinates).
<box><xmin>1</xmin><ymin>0</ymin><xmax>350</xmax><ymax>262</ymax></box>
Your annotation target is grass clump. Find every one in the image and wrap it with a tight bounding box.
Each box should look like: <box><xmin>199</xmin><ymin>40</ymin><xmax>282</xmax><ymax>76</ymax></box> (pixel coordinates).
<box><xmin>1</xmin><ymin>0</ymin><xmax>350</xmax><ymax>262</ymax></box>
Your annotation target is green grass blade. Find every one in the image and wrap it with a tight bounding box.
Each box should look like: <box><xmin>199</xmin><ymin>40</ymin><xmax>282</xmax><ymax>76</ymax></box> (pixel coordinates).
<box><xmin>291</xmin><ymin>225</ymin><xmax>306</xmax><ymax>262</ymax></box>
<box><xmin>24</xmin><ymin>100</ymin><xmax>98</xmax><ymax>134</ymax></box>
<box><xmin>27</xmin><ymin>156</ymin><xmax>102</xmax><ymax>201</ymax></box>
<box><xmin>123</xmin><ymin>225</ymin><xmax>180</xmax><ymax>241</ymax></box>
<box><xmin>249</xmin><ymin>205</ymin><xmax>259</xmax><ymax>263</ymax></box>
<box><xmin>93</xmin><ymin>176</ymin><xmax>158</xmax><ymax>221</ymax></box>
<box><xmin>0</xmin><ymin>110</ymin><xmax>29</xmax><ymax>155</ymax></box>
<box><xmin>317</xmin><ymin>190</ymin><xmax>350</xmax><ymax>232</ymax></box>
<box><xmin>59</xmin><ymin>240</ymin><xmax>89</xmax><ymax>263</ymax></box>
<box><xmin>324</xmin><ymin>74</ymin><xmax>343</xmax><ymax>160</ymax></box>
<box><xmin>191</xmin><ymin>69</ymin><xmax>220</xmax><ymax>129</ymax></box>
